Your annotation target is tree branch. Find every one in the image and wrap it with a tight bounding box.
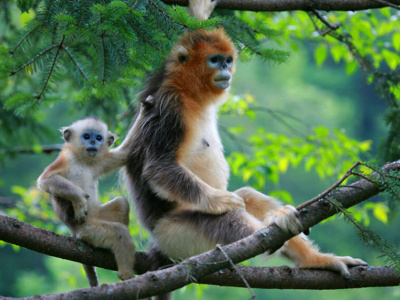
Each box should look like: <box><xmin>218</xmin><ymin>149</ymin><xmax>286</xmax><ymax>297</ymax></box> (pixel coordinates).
<box><xmin>1</xmin><ymin>160</ymin><xmax>400</xmax><ymax>298</ymax></box>
<box><xmin>161</xmin><ymin>0</ymin><xmax>400</xmax><ymax>12</ymax></box>
<box><xmin>199</xmin><ymin>265</ymin><xmax>400</xmax><ymax>289</ymax></box>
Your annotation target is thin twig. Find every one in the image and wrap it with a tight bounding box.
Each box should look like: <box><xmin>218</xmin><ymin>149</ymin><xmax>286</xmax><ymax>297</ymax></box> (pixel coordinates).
<box><xmin>297</xmin><ymin>161</ymin><xmax>361</xmax><ymax>211</ymax></box>
<box><xmin>250</xmin><ymin>105</ymin><xmax>310</xmax><ymax>138</ymax></box>
<box><xmin>148</xmin><ymin>0</ymin><xmax>189</xmax><ymax>29</ymax></box>
<box><xmin>219</xmin><ymin>125</ymin><xmax>247</xmax><ymax>152</ymax></box>
<box><xmin>9</xmin><ymin>27</ymin><xmax>39</xmax><ymax>55</ymax></box>
<box><xmin>62</xmin><ymin>46</ymin><xmax>89</xmax><ymax>82</ymax></box>
<box><xmin>371</xmin><ymin>0</ymin><xmax>400</xmax><ymax>9</ymax></box>
<box><xmin>101</xmin><ymin>27</ymin><xmax>106</xmax><ymax>85</ymax></box>
<box><xmin>36</xmin><ymin>35</ymin><xmax>66</xmax><ymax>100</ymax></box>
<box><xmin>77</xmin><ymin>0</ymin><xmax>88</xmax><ymax>26</ymax></box>
<box><xmin>311</xmin><ymin>9</ymin><xmax>340</xmax><ymax>30</ymax></box>
<box><xmin>125</xmin><ymin>17</ymin><xmax>161</xmax><ymax>51</ymax></box>
<box><xmin>216</xmin><ymin>244</ymin><xmax>256</xmax><ymax>300</ymax></box>
<box><xmin>307</xmin><ymin>9</ymin><xmax>340</xmax><ymax>37</ymax></box>
<box><xmin>9</xmin><ymin>144</ymin><xmax>63</xmax><ymax>155</ymax></box>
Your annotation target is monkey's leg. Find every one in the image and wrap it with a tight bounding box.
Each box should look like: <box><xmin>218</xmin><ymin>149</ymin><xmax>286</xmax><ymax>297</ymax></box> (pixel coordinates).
<box><xmin>97</xmin><ymin>196</ymin><xmax>130</xmax><ymax>226</ymax></box>
<box><xmin>235</xmin><ymin>186</ymin><xmax>303</xmax><ymax>235</ymax></box>
<box><xmin>235</xmin><ymin>186</ymin><xmax>282</xmax><ymax>221</ymax></box>
<box><xmin>153</xmin><ymin>210</ymin><xmax>264</xmax><ymax>259</ymax></box>
<box><xmin>77</xmin><ymin>220</ymin><xmax>136</xmax><ymax>281</ymax></box>
<box><xmin>235</xmin><ymin>186</ymin><xmax>367</xmax><ymax>278</ymax></box>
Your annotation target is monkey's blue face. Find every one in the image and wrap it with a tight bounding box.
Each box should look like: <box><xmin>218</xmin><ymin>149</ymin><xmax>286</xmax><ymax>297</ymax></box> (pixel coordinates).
<box><xmin>207</xmin><ymin>53</ymin><xmax>233</xmax><ymax>90</ymax></box>
<box><xmin>81</xmin><ymin>130</ymin><xmax>104</xmax><ymax>156</ymax></box>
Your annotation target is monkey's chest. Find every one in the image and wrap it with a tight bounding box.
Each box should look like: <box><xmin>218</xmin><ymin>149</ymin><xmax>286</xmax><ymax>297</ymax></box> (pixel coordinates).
<box><xmin>66</xmin><ymin>167</ymin><xmax>99</xmax><ymax>199</ymax></box>
<box><xmin>180</xmin><ymin>128</ymin><xmax>230</xmax><ymax>190</ymax></box>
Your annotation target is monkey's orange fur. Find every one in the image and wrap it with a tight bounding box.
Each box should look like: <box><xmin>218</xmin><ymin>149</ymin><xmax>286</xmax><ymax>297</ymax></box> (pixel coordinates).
<box><xmin>125</xmin><ymin>28</ymin><xmax>367</xmax><ymax>280</ymax></box>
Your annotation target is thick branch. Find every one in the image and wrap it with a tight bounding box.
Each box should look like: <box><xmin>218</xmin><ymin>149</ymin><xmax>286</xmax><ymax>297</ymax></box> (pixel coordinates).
<box><xmin>161</xmin><ymin>0</ymin><xmax>400</xmax><ymax>12</ymax></box>
<box><xmin>1</xmin><ymin>161</ymin><xmax>399</xmax><ymax>298</ymax></box>
<box><xmin>0</xmin><ymin>216</ymin><xmax>399</xmax><ymax>296</ymax></box>
<box><xmin>199</xmin><ymin>265</ymin><xmax>400</xmax><ymax>289</ymax></box>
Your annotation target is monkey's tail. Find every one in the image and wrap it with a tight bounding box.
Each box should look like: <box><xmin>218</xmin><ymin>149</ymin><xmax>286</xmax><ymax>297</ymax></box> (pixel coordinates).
<box><xmin>82</xmin><ymin>264</ymin><xmax>99</xmax><ymax>287</ymax></box>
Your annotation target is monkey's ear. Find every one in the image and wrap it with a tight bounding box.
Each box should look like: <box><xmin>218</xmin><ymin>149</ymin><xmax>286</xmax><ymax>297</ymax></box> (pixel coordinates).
<box><xmin>107</xmin><ymin>132</ymin><xmax>119</xmax><ymax>147</ymax></box>
<box><xmin>174</xmin><ymin>45</ymin><xmax>189</xmax><ymax>64</ymax></box>
<box><xmin>59</xmin><ymin>127</ymin><xmax>72</xmax><ymax>142</ymax></box>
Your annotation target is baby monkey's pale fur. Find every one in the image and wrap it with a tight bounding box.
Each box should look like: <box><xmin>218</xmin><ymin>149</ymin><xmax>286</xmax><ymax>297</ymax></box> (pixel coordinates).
<box><xmin>37</xmin><ymin>112</ymin><xmax>144</xmax><ymax>284</ymax></box>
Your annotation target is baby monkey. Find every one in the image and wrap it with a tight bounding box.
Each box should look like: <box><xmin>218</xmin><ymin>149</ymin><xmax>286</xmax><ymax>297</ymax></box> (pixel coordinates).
<box><xmin>37</xmin><ymin>110</ymin><xmax>144</xmax><ymax>285</ymax></box>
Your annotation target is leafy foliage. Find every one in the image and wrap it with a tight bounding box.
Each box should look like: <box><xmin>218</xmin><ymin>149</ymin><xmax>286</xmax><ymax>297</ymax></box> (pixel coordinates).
<box><xmin>222</xmin><ymin>95</ymin><xmax>371</xmax><ymax>193</ymax></box>
<box><xmin>262</xmin><ymin>9</ymin><xmax>400</xmax><ymax>161</ymax></box>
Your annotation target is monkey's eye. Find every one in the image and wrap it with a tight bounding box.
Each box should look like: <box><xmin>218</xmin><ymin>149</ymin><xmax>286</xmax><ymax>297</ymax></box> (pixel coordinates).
<box><xmin>226</xmin><ymin>56</ymin><xmax>233</xmax><ymax>64</ymax></box>
<box><xmin>96</xmin><ymin>135</ymin><xmax>103</xmax><ymax>141</ymax></box>
<box><xmin>210</xmin><ymin>56</ymin><xmax>219</xmax><ymax>64</ymax></box>
<box><xmin>83</xmin><ymin>133</ymin><xmax>90</xmax><ymax>140</ymax></box>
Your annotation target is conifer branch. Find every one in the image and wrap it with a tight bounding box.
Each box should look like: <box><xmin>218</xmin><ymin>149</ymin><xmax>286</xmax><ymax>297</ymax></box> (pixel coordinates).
<box><xmin>9</xmin><ymin>44</ymin><xmax>60</xmax><ymax>76</ymax></box>
<box><xmin>9</xmin><ymin>27</ymin><xmax>39</xmax><ymax>55</ymax></box>
<box><xmin>36</xmin><ymin>35</ymin><xmax>66</xmax><ymax>101</ymax></box>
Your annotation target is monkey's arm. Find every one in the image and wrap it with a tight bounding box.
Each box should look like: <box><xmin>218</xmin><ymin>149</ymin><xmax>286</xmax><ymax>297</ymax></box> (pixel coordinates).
<box><xmin>99</xmin><ymin>104</ymin><xmax>146</xmax><ymax>175</ymax></box>
<box><xmin>143</xmin><ymin>157</ymin><xmax>244</xmax><ymax>214</ymax></box>
<box><xmin>38</xmin><ymin>173</ymin><xmax>88</xmax><ymax>202</ymax></box>
<box><xmin>37</xmin><ymin>154</ymin><xmax>88</xmax><ymax>222</ymax></box>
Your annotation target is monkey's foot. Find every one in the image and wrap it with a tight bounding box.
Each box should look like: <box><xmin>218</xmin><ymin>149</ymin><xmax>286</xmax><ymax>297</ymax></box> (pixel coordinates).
<box><xmin>299</xmin><ymin>254</ymin><xmax>368</xmax><ymax>279</ymax></box>
<box><xmin>264</xmin><ymin>205</ymin><xmax>303</xmax><ymax>235</ymax></box>
<box><xmin>117</xmin><ymin>269</ymin><xmax>134</xmax><ymax>281</ymax></box>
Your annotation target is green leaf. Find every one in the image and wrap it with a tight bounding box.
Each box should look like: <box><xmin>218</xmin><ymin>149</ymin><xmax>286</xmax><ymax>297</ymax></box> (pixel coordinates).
<box><xmin>382</xmin><ymin>49</ymin><xmax>398</xmax><ymax>70</ymax></box>
<box><xmin>373</xmin><ymin>203</ymin><xmax>388</xmax><ymax>224</ymax></box>
<box><xmin>393</xmin><ymin>32</ymin><xmax>400</xmax><ymax>51</ymax></box>
<box><xmin>314</xmin><ymin>44</ymin><xmax>328</xmax><ymax>67</ymax></box>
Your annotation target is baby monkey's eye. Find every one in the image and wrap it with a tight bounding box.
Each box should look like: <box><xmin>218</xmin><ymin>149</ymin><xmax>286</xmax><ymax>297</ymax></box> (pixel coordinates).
<box><xmin>96</xmin><ymin>135</ymin><xmax>103</xmax><ymax>141</ymax></box>
<box><xmin>83</xmin><ymin>133</ymin><xmax>90</xmax><ymax>140</ymax></box>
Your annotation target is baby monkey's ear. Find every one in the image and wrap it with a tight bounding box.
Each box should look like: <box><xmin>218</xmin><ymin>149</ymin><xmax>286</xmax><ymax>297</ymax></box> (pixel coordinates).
<box><xmin>59</xmin><ymin>127</ymin><xmax>72</xmax><ymax>142</ymax></box>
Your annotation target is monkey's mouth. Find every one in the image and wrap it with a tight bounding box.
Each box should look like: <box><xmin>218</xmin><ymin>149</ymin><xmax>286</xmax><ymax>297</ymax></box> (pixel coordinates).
<box><xmin>85</xmin><ymin>147</ymin><xmax>98</xmax><ymax>156</ymax></box>
<box><xmin>213</xmin><ymin>73</ymin><xmax>231</xmax><ymax>90</ymax></box>
<box><xmin>214</xmin><ymin>79</ymin><xmax>230</xmax><ymax>89</ymax></box>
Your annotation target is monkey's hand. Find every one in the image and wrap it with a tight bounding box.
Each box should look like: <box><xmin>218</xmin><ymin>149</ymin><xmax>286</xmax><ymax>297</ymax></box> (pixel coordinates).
<box><xmin>264</xmin><ymin>205</ymin><xmax>303</xmax><ymax>235</ymax></box>
<box><xmin>71</xmin><ymin>191</ymin><xmax>89</xmax><ymax>224</ymax></box>
<box><xmin>201</xmin><ymin>190</ymin><xmax>245</xmax><ymax>214</ymax></box>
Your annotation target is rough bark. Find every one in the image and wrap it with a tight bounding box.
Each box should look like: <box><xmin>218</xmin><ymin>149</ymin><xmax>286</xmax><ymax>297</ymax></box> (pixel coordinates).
<box><xmin>162</xmin><ymin>0</ymin><xmax>400</xmax><ymax>12</ymax></box>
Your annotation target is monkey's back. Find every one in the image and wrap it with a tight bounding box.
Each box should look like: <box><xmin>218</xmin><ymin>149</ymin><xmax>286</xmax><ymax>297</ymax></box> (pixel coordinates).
<box><xmin>125</xmin><ymin>89</ymin><xmax>184</xmax><ymax>231</ymax></box>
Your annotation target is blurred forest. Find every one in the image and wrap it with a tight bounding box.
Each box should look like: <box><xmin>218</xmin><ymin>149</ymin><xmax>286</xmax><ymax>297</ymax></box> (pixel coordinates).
<box><xmin>0</xmin><ymin>0</ymin><xmax>400</xmax><ymax>299</ymax></box>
